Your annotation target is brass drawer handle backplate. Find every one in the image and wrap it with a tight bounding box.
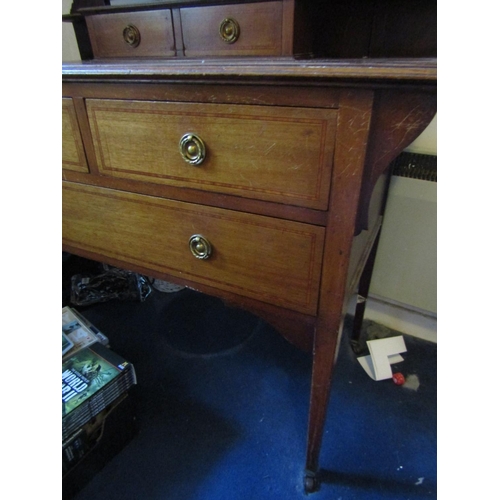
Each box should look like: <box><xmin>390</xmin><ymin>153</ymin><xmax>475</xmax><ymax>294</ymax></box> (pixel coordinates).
<box><xmin>179</xmin><ymin>133</ymin><xmax>206</xmax><ymax>165</ymax></box>
<box><xmin>189</xmin><ymin>235</ymin><xmax>212</xmax><ymax>260</ymax></box>
<box><xmin>123</xmin><ymin>24</ymin><xmax>141</xmax><ymax>47</ymax></box>
<box><xmin>219</xmin><ymin>18</ymin><xmax>240</xmax><ymax>44</ymax></box>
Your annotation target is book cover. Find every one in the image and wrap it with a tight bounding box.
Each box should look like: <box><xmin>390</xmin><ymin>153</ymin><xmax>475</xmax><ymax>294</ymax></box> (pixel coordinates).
<box><xmin>62</xmin><ymin>343</ymin><xmax>131</xmax><ymax>419</ymax></box>
<box><xmin>62</xmin><ymin>306</ymin><xmax>99</xmax><ymax>359</ymax></box>
<box><xmin>62</xmin><ymin>332</ymin><xmax>74</xmax><ymax>356</ymax></box>
<box><xmin>62</xmin><ymin>363</ymin><xmax>136</xmax><ymax>440</ymax></box>
<box><xmin>71</xmin><ymin>308</ymin><xmax>109</xmax><ymax>347</ymax></box>
<box><xmin>62</xmin><ymin>370</ymin><xmax>134</xmax><ymax>431</ymax></box>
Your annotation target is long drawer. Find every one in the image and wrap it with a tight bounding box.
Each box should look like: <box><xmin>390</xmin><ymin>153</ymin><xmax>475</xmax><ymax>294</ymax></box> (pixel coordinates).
<box><xmin>86</xmin><ymin>99</ymin><xmax>337</xmax><ymax>210</ymax></box>
<box><xmin>62</xmin><ymin>182</ymin><xmax>325</xmax><ymax>315</ymax></box>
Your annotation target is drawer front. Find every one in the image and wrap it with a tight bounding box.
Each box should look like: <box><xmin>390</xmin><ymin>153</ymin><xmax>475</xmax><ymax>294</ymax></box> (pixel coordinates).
<box><xmin>87</xmin><ymin>99</ymin><xmax>336</xmax><ymax>210</ymax></box>
<box><xmin>86</xmin><ymin>10</ymin><xmax>175</xmax><ymax>58</ymax></box>
<box><xmin>181</xmin><ymin>2</ymin><xmax>283</xmax><ymax>57</ymax></box>
<box><xmin>63</xmin><ymin>182</ymin><xmax>324</xmax><ymax>315</ymax></box>
<box><xmin>62</xmin><ymin>98</ymin><xmax>88</xmax><ymax>173</ymax></box>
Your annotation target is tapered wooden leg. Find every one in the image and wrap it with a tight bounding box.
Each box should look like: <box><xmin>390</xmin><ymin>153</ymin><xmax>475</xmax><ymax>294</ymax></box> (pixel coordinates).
<box><xmin>304</xmin><ymin>316</ymin><xmax>344</xmax><ymax>493</ymax></box>
<box><xmin>300</xmin><ymin>88</ymin><xmax>437</xmax><ymax>494</ymax></box>
<box><xmin>302</xmin><ymin>90</ymin><xmax>376</xmax><ymax>493</ymax></box>
<box><xmin>304</xmin><ymin>230</ymin><xmax>382</xmax><ymax>492</ymax></box>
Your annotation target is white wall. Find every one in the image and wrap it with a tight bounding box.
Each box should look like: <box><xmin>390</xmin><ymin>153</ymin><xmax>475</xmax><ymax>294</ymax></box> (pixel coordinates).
<box><xmin>370</xmin><ymin>176</ymin><xmax>437</xmax><ymax>313</ymax></box>
<box><xmin>62</xmin><ymin>0</ymin><xmax>80</xmax><ymax>61</ymax></box>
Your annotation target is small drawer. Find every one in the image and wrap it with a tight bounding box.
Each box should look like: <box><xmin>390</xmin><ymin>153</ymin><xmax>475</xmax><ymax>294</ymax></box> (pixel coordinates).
<box><xmin>181</xmin><ymin>1</ymin><xmax>283</xmax><ymax>57</ymax></box>
<box><xmin>62</xmin><ymin>182</ymin><xmax>325</xmax><ymax>315</ymax></box>
<box><xmin>85</xmin><ymin>10</ymin><xmax>175</xmax><ymax>58</ymax></box>
<box><xmin>86</xmin><ymin>98</ymin><xmax>336</xmax><ymax>210</ymax></box>
<box><xmin>62</xmin><ymin>98</ymin><xmax>88</xmax><ymax>173</ymax></box>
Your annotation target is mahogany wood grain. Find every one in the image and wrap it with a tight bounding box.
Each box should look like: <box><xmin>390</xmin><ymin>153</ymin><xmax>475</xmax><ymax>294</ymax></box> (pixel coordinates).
<box><xmin>356</xmin><ymin>88</ymin><xmax>437</xmax><ymax>232</ymax></box>
<box><xmin>71</xmin><ymin>97</ymin><xmax>100</xmax><ymax>175</ymax></box>
<box><xmin>281</xmin><ymin>0</ymin><xmax>295</xmax><ymax>55</ymax></box>
<box><xmin>305</xmin><ymin>89</ymin><xmax>374</xmax><ymax>475</ymax></box>
<box><xmin>86</xmin><ymin>9</ymin><xmax>176</xmax><ymax>58</ymax></box>
<box><xmin>61</xmin><ymin>169</ymin><xmax>328</xmax><ymax>226</ymax></box>
<box><xmin>62</xmin><ymin>57</ymin><xmax>437</xmax><ymax>82</ymax></box>
<box><xmin>70</xmin><ymin>0</ymin><xmax>436</xmax><ymax>60</ymax></box>
<box><xmin>62</xmin><ymin>81</ymin><xmax>341</xmax><ymax>109</ymax></box>
<box><xmin>63</xmin><ymin>182</ymin><xmax>325</xmax><ymax>315</ymax></box>
<box><xmin>74</xmin><ymin>0</ymin><xmax>313</xmax><ymax>58</ymax></box>
<box><xmin>181</xmin><ymin>2</ymin><xmax>283</xmax><ymax>57</ymax></box>
<box><xmin>62</xmin><ymin>240</ymin><xmax>316</xmax><ymax>352</ymax></box>
<box><xmin>86</xmin><ymin>98</ymin><xmax>336</xmax><ymax>209</ymax></box>
<box><xmin>62</xmin><ymin>98</ymin><xmax>88</xmax><ymax>173</ymax></box>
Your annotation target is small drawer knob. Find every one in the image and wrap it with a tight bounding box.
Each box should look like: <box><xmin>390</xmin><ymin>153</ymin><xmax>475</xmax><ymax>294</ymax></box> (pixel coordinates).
<box><xmin>219</xmin><ymin>18</ymin><xmax>240</xmax><ymax>44</ymax></box>
<box><xmin>189</xmin><ymin>235</ymin><xmax>212</xmax><ymax>260</ymax></box>
<box><xmin>179</xmin><ymin>133</ymin><xmax>206</xmax><ymax>165</ymax></box>
<box><xmin>123</xmin><ymin>24</ymin><xmax>141</xmax><ymax>48</ymax></box>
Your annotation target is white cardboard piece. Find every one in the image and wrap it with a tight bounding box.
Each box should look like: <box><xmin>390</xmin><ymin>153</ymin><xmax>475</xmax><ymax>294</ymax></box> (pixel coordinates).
<box><xmin>358</xmin><ymin>336</ymin><xmax>407</xmax><ymax>381</ymax></box>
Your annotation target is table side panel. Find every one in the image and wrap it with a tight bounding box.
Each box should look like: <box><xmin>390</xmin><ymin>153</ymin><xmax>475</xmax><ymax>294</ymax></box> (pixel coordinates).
<box><xmin>62</xmin><ymin>98</ymin><xmax>89</xmax><ymax>173</ymax></box>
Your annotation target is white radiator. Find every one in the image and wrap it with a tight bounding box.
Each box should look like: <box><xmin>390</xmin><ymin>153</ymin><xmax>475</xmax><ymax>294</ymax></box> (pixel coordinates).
<box><xmin>366</xmin><ymin>152</ymin><xmax>437</xmax><ymax>342</ymax></box>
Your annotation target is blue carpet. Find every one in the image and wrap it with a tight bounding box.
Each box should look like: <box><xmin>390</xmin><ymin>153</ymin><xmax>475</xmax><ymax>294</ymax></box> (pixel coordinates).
<box><xmin>64</xmin><ymin>282</ymin><xmax>437</xmax><ymax>500</ymax></box>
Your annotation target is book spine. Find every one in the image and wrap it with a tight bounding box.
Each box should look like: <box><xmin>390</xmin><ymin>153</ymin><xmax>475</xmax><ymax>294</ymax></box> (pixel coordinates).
<box><xmin>63</xmin><ymin>368</ymin><xmax>136</xmax><ymax>441</ymax></box>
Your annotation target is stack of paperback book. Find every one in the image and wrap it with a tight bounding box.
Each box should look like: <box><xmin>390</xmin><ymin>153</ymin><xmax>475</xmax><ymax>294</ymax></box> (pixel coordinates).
<box><xmin>62</xmin><ymin>307</ymin><xmax>137</xmax><ymax>473</ymax></box>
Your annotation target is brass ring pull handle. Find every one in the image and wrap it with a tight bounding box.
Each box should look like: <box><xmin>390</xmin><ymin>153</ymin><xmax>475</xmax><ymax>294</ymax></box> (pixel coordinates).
<box><xmin>123</xmin><ymin>24</ymin><xmax>141</xmax><ymax>47</ymax></box>
<box><xmin>179</xmin><ymin>133</ymin><xmax>206</xmax><ymax>165</ymax></box>
<box><xmin>219</xmin><ymin>18</ymin><xmax>240</xmax><ymax>44</ymax></box>
<box><xmin>189</xmin><ymin>235</ymin><xmax>212</xmax><ymax>260</ymax></box>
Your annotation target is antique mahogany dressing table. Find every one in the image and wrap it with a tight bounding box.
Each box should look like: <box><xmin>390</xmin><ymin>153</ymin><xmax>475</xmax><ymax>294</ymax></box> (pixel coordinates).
<box><xmin>62</xmin><ymin>0</ymin><xmax>437</xmax><ymax>492</ymax></box>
